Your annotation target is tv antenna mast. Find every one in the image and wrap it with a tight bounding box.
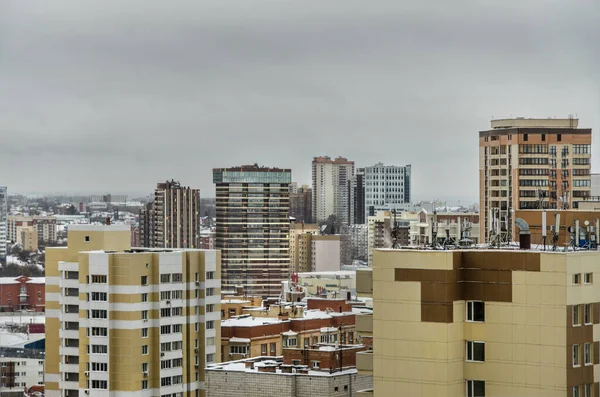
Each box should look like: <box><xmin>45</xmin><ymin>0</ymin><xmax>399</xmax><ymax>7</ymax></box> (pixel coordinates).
<box><xmin>390</xmin><ymin>209</ymin><xmax>400</xmax><ymax>249</ymax></box>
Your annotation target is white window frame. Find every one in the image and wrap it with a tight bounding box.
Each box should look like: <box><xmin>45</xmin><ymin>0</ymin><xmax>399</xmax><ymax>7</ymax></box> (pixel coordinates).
<box><xmin>573</xmin><ymin>385</ymin><xmax>580</xmax><ymax>397</ymax></box>
<box><xmin>583</xmin><ymin>384</ymin><xmax>591</xmax><ymax>397</ymax></box>
<box><xmin>584</xmin><ymin>342</ymin><xmax>592</xmax><ymax>366</ymax></box>
<box><xmin>466</xmin><ymin>301</ymin><xmax>485</xmax><ymax>323</ymax></box>
<box><xmin>573</xmin><ymin>305</ymin><xmax>581</xmax><ymax>326</ymax></box>
<box><xmin>466</xmin><ymin>380</ymin><xmax>485</xmax><ymax>397</ymax></box>
<box><xmin>573</xmin><ymin>344</ymin><xmax>581</xmax><ymax>367</ymax></box>
<box><xmin>584</xmin><ymin>273</ymin><xmax>593</xmax><ymax>284</ymax></box>
<box><xmin>466</xmin><ymin>341</ymin><xmax>485</xmax><ymax>362</ymax></box>
<box><xmin>573</xmin><ymin>273</ymin><xmax>581</xmax><ymax>285</ymax></box>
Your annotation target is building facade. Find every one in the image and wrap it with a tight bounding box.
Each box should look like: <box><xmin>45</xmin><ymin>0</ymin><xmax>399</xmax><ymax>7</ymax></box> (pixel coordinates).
<box><xmin>312</xmin><ymin>156</ymin><xmax>355</xmax><ymax>224</ymax></box>
<box><xmin>139</xmin><ymin>180</ymin><xmax>200</xmax><ymax>249</ymax></box>
<box><xmin>367</xmin><ymin>211</ymin><xmax>410</xmax><ymax>266</ymax></box>
<box><xmin>213</xmin><ymin>165</ymin><xmax>291</xmax><ymax>297</ymax></box>
<box><xmin>0</xmin><ymin>276</ymin><xmax>45</xmax><ymax>312</ymax></box>
<box><xmin>349</xmin><ymin>168</ymin><xmax>365</xmax><ymax>225</ymax></box>
<box><xmin>0</xmin><ymin>347</ymin><xmax>45</xmax><ymax>393</ymax></box>
<box><xmin>7</xmin><ymin>216</ymin><xmax>58</xmax><ymax>247</ymax></box>
<box><xmin>364</xmin><ymin>163</ymin><xmax>411</xmax><ymax>222</ymax></box>
<box><xmin>289</xmin><ymin>223</ymin><xmax>319</xmax><ymax>273</ymax></box>
<box><xmin>0</xmin><ymin>187</ymin><xmax>7</xmax><ymax>265</ymax></box>
<box><xmin>295</xmin><ymin>233</ymin><xmax>341</xmax><ymax>273</ymax></box>
<box><xmin>289</xmin><ymin>184</ymin><xmax>313</xmax><ymax>224</ymax></box>
<box><xmin>409</xmin><ymin>210</ymin><xmax>480</xmax><ymax>246</ymax></box>
<box><xmin>364</xmin><ymin>248</ymin><xmax>600</xmax><ymax>396</ymax></box>
<box><xmin>479</xmin><ymin>117</ymin><xmax>592</xmax><ymax>242</ymax></box>
<box><xmin>45</xmin><ymin>224</ymin><xmax>221</xmax><ymax>397</ymax></box>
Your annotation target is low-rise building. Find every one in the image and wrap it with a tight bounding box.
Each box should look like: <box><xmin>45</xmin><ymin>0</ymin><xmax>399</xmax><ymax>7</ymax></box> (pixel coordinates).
<box><xmin>409</xmin><ymin>209</ymin><xmax>480</xmax><ymax>246</ymax></box>
<box><xmin>0</xmin><ymin>276</ymin><xmax>45</xmax><ymax>312</ymax></box>
<box><xmin>206</xmin><ymin>356</ymin><xmax>373</xmax><ymax>397</ymax></box>
<box><xmin>0</xmin><ymin>347</ymin><xmax>45</xmax><ymax>394</ymax></box>
<box><xmin>297</xmin><ymin>271</ymin><xmax>355</xmax><ymax>298</ymax></box>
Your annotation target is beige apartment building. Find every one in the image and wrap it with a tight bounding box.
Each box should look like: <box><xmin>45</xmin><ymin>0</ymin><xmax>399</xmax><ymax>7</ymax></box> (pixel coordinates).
<box><xmin>358</xmin><ymin>247</ymin><xmax>600</xmax><ymax>396</ymax></box>
<box><xmin>45</xmin><ymin>224</ymin><xmax>221</xmax><ymax>397</ymax></box>
<box><xmin>21</xmin><ymin>227</ymin><xmax>39</xmax><ymax>251</ymax></box>
<box><xmin>7</xmin><ymin>215</ymin><xmax>57</xmax><ymax>246</ymax></box>
<box><xmin>479</xmin><ymin>117</ymin><xmax>592</xmax><ymax>243</ymax></box>
<box><xmin>295</xmin><ymin>234</ymin><xmax>341</xmax><ymax>273</ymax></box>
<box><xmin>289</xmin><ymin>223</ymin><xmax>319</xmax><ymax>273</ymax></box>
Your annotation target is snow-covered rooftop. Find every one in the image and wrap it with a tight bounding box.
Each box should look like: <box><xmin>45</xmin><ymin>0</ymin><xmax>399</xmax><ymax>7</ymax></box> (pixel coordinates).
<box><xmin>0</xmin><ymin>277</ymin><xmax>45</xmax><ymax>285</ymax></box>
<box><xmin>298</xmin><ymin>271</ymin><xmax>356</xmax><ymax>278</ymax></box>
<box><xmin>221</xmin><ymin>299</ymin><xmax>251</xmax><ymax>305</ymax></box>
<box><xmin>222</xmin><ymin>317</ymin><xmax>283</xmax><ymax>327</ymax></box>
<box><xmin>207</xmin><ymin>356</ymin><xmax>358</xmax><ymax>377</ymax></box>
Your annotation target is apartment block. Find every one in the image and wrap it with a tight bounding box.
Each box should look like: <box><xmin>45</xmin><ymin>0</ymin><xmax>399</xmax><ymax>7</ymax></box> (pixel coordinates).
<box><xmin>213</xmin><ymin>165</ymin><xmax>291</xmax><ymax>297</ymax></box>
<box><xmin>0</xmin><ymin>187</ymin><xmax>7</xmax><ymax>265</ymax></box>
<box><xmin>479</xmin><ymin>117</ymin><xmax>592</xmax><ymax>242</ymax></box>
<box><xmin>364</xmin><ymin>163</ymin><xmax>411</xmax><ymax>222</ymax></box>
<box><xmin>289</xmin><ymin>223</ymin><xmax>319</xmax><ymax>273</ymax></box>
<box><xmin>367</xmin><ymin>211</ymin><xmax>409</xmax><ymax>266</ymax></box>
<box><xmin>312</xmin><ymin>156</ymin><xmax>355</xmax><ymax>224</ymax></box>
<box><xmin>295</xmin><ymin>233</ymin><xmax>341</xmax><ymax>273</ymax></box>
<box><xmin>45</xmin><ymin>224</ymin><xmax>221</xmax><ymax>397</ymax></box>
<box><xmin>349</xmin><ymin>168</ymin><xmax>366</xmax><ymax>225</ymax></box>
<box><xmin>410</xmin><ymin>210</ymin><xmax>480</xmax><ymax>246</ymax></box>
<box><xmin>0</xmin><ymin>347</ymin><xmax>45</xmax><ymax>393</ymax></box>
<box><xmin>8</xmin><ymin>216</ymin><xmax>58</xmax><ymax>247</ymax></box>
<box><xmin>289</xmin><ymin>183</ymin><xmax>313</xmax><ymax>224</ymax></box>
<box><xmin>139</xmin><ymin>180</ymin><xmax>200</xmax><ymax>249</ymax></box>
<box><xmin>364</xmin><ymin>247</ymin><xmax>600</xmax><ymax>396</ymax></box>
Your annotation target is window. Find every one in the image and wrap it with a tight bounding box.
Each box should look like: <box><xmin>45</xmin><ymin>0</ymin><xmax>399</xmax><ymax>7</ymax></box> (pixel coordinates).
<box><xmin>574</xmin><ymin>386</ymin><xmax>580</xmax><ymax>397</ymax></box>
<box><xmin>172</xmin><ymin>273</ymin><xmax>183</xmax><ymax>282</ymax></box>
<box><xmin>584</xmin><ymin>384</ymin><xmax>591</xmax><ymax>397</ymax></box>
<box><xmin>161</xmin><ymin>308</ymin><xmax>171</xmax><ymax>317</ymax></box>
<box><xmin>161</xmin><ymin>377</ymin><xmax>172</xmax><ymax>387</ymax></box>
<box><xmin>207</xmin><ymin>337</ymin><xmax>215</xmax><ymax>346</ymax></box>
<box><xmin>466</xmin><ymin>301</ymin><xmax>485</xmax><ymax>322</ymax></box>
<box><xmin>286</xmin><ymin>338</ymin><xmax>297</xmax><ymax>347</ymax></box>
<box><xmin>85</xmin><ymin>235</ymin><xmax>90</xmax><ymax>242</ymax></box>
<box><xmin>91</xmin><ymin>275</ymin><xmax>107</xmax><ymax>284</ymax></box>
<box><xmin>173</xmin><ymin>324</ymin><xmax>182</xmax><ymax>333</ymax></box>
<box><xmin>91</xmin><ymin>292</ymin><xmax>107</xmax><ymax>301</ymax></box>
<box><xmin>172</xmin><ymin>358</ymin><xmax>183</xmax><ymax>367</ymax></box>
<box><xmin>585</xmin><ymin>343</ymin><xmax>592</xmax><ymax>365</ymax></box>
<box><xmin>584</xmin><ymin>304</ymin><xmax>592</xmax><ymax>325</ymax></box>
<box><xmin>161</xmin><ymin>291</ymin><xmax>171</xmax><ymax>300</ymax></box>
<box><xmin>142</xmin><ymin>380</ymin><xmax>148</xmax><ymax>390</ymax></box>
<box><xmin>466</xmin><ymin>380</ymin><xmax>485</xmax><ymax>397</ymax></box>
<box><xmin>206</xmin><ymin>271</ymin><xmax>215</xmax><ymax>280</ymax></box>
<box><xmin>206</xmin><ymin>304</ymin><xmax>215</xmax><ymax>312</ymax></box>
<box><xmin>161</xmin><ymin>342</ymin><xmax>172</xmax><ymax>352</ymax></box>
<box><xmin>557</xmin><ymin>134</ymin><xmax>562</xmax><ymax>142</ymax></box>
<box><xmin>584</xmin><ymin>273</ymin><xmax>593</xmax><ymax>284</ymax></box>
<box><xmin>541</xmin><ymin>133</ymin><xmax>546</xmax><ymax>141</ymax></box>
<box><xmin>573</xmin><ymin>305</ymin><xmax>581</xmax><ymax>326</ymax></box>
<box><xmin>206</xmin><ymin>321</ymin><xmax>214</xmax><ymax>329</ymax></box>
<box><xmin>91</xmin><ymin>327</ymin><xmax>107</xmax><ymax>337</ymax></box>
<box><xmin>141</xmin><ymin>293</ymin><xmax>148</xmax><ymax>303</ymax></box>
<box><xmin>161</xmin><ymin>325</ymin><xmax>172</xmax><ymax>335</ymax></box>
<box><xmin>91</xmin><ymin>380</ymin><xmax>107</xmax><ymax>389</ymax></box>
<box><xmin>466</xmin><ymin>341</ymin><xmax>485</xmax><ymax>362</ymax></box>
<box><xmin>142</xmin><ymin>362</ymin><xmax>148</xmax><ymax>373</ymax></box>
<box><xmin>261</xmin><ymin>344</ymin><xmax>268</xmax><ymax>355</ymax></box>
<box><xmin>230</xmin><ymin>345</ymin><xmax>248</xmax><ymax>355</ymax></box>
<box><xmin>573</xmin><ymin>344</ymin><xmax>580</xmax><ymax>367</ymax></box>
<box><xmin>141</xmin><ymin>276</ymin><xmax>148</xmax><ymax>286</ymax></box>
<box><xmin>206</xmin><ymin>354</ymin><xmax>215</xmax><ymax>363</ymax></box>
<box><xmin>172</xmin><ymin>307</ymin><xmax>182</xmax><ymax>316</ymax></box>
<box><xmin>91</xmin><ymin>310</ymin><xmax>108</xmax><ymax>319</ymax></box>
<box><xmin>523</xmin><ymin>133</ymin><xmax>528</xmax><ymax>141</ymax></box>
<box><xmin>293</xmin><ymin>359</ymin><xmax>300</xmax><ymax>365</ymax></box>
<box><xmin>91</xmin><ymin>345</ymin><xmax>107</xmax><ymax>354</ymax></box>
<box><xmin>206</xmin><ymin>288</ymin><xmax>214</xmax><ymax>296</ymax></box>
<box><xmin>161</xmin><ymin>360</ymin><xmax>172</xmax><ymax>369</ymax></box>
<box><xmin>91</xmin><ymin>362</ymin><xmax>107</xmax><ymax>372</ymax></box>
<box><xmin>142</xmin><ymin>345</ymin><xmax>149</xmax><ymax>355</ymax></box>
<box><xmin>312</xmin><ymin>361</ymin><xmax>320</xmax><ymax>369</ymax></box>
<box><xmin>161</xmin><ymin>274</ymin><xmax>171</xmax><ymax>283</ymax></box>
<box><xmin>172</xmin><ymin>375</ymin><xmax>183</xmax><ymax>384</ymax></box>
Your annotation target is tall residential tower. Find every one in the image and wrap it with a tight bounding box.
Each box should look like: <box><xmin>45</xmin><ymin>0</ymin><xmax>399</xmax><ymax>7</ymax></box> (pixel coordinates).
<box><xmin>312</xmin><ymin>156</ymin><xmax>354</xmax><ymax>224</ymax></box>
<box><xmin>139</xmin><ymin>180</ymin><xmax>200</xmax><ymax>248</ymax></box>
<box><xmin>479</xmin><ymin>117</ymin><xmax>592</xmax><ymax>242</ymax></box>
<box><xmin>0</xmin><ymin>187</ymin><xmax>7</xmax><ymax>265</ymax></box>
<box><xmin>349</xmin><ymin>168</ymin><xmax>365</xmax><ymax>225</ymax></box>
<box><xmin>213</xmin><ymin>165</ymin><xmax>291</xmax><ymax>296</ymax></box>
<box><xmin>45</xmin><ymin>224</ymin><xmax>221</xmax><ymax>397</ymax></box>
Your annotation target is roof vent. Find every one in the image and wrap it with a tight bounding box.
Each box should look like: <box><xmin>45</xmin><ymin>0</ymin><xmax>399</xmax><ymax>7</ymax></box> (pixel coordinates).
<box><xmin>515</xmin><ymin>218</ymin><xmax>531</xmax><ymax>250</ymax></box>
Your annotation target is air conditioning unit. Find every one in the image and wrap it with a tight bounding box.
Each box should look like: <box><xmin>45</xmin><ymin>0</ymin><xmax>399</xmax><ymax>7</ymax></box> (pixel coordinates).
<box><xmin>84</xmin><ymin>389</ymin><xmax>90</xmax><ymax>394</ymax></box>
<box><xmin>195</xmin><ymin>364</ymin><xmax>199</xmax><ymax>368</ymax></box>
<box><xmin>195</xmin><ymin>281</ymin><xmax>200</xmax><ymax>286</ymax></box>
<box><xmin>229</xmin><ymin>353</ymin><xmax>233</xmax><ymax>357</ymax></box>
<box><xmin>84</xmin><ymin>371</ymin><xmax>89</xmax><ymax>377</ymax></box>
<box><xmin>161</xmin><ymin>353</ymin><xmax>165</xmax><ymax>357</ymax></box>
<box><xmin>143</xmin><ymin>371</ymin><xmax>148</xmax><ymax>377</ymax></box>
<box><xmin>166</xmin><ymin>300</ymin><xmax>171</xmax><ymax>305</ymax></box>
<box><xmin>194</xmin><ymin>348</ymin><xmax>199</xmax><ymax>353</ymax></box>
<box><xmin>143</xmin><ymin>319</ymin><xmax>148</xmax><ymax>322</ymax></box>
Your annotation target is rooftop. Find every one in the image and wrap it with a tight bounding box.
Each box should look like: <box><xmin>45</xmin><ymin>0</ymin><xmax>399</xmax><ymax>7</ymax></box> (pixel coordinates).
<box><xmin>68</xmin><ymin>224</ymin><xmax>131</xmax><ymax>232</ymax></box>
<box><xmin>207</xmin><ymin>356</ymin><xmax>358</xmax><ymax>377</ymax></box>
<box><xmin>298</xmin><ymin>271</ymin><xmax>355</xmax><ymax>279</ymax></box>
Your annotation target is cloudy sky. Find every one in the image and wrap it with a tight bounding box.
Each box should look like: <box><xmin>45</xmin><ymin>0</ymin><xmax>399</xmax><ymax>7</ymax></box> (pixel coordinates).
<box><xmin>1</xmin><ymin>1</ymin><xmax>599</xmax><ymax>202</ymax></box>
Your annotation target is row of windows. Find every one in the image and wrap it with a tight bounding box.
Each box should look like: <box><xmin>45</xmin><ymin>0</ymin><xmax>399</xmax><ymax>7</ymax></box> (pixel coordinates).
<box><xmin>91</xmin><ymin>362</ymin><xmax>107</xmax><ymax>372</ymax></box>
<box><xmin>572</xmin><ymin>303</ymin><xmax>593</xmax><ymax>326</ymax></box>
<box><xmin>572</xmin><ymin>342</ymin><xmax>593</xmax><ymax>367</ymax></box>
<box><xmin>573</xmin><ymin>273</ymin><xmax>593</xmax><ymax>286</ymax></box>
<box><xmin>160</xmin><ymin>324</ymin><xmax>183</xmax><ymax>334</ymax></box>
<box><xmin>574</xmin><ymin>180</ymin><xmax>591</xmax><ymax>187</ymax></box>
<box><xmin>160</xmin><ymin>273</ymin><xmax>183</xmax><ymax>283</ymax></box>
<box><xmin>160</xmin><ymin>290</ymin><xmax>184</xmax><ymax>300</ymax></box>
<box><xmin>519</xmin><ymin>180</ymin><xmax>548</xmax><ymax>187</ymax></box>
<box><xmin>573</xmin><ymin>144</ymin><xmax>591</xmax><ymax>154</ymax></box>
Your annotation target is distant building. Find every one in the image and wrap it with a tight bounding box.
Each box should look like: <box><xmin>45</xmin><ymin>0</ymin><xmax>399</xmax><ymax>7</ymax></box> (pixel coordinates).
<box><xmin>206</xmin><ymin>355</ymin><xmax>373</xmax><ymax>397</ymax></box>
<box><xmin>214</xmin><ymin>165</ymin><xmax>291</xmax><ymax>296</ymax></box>
<box><xmin>21</xmin><ymin>228</ymin><xmax>38</xmax><ymax>251</ymax></box>
<box><xmin>367</xmin><ymin>211</ymin><xmax>410</xmax><ymax>266</ymax></box>
<box><xmin>0</xmin><ymin>347</ymin><xmax>45</xmax><ymax>394</ymax></box>
<box><xmin>0</xmin><ymin>187</ymin><xmax>6</xmax><ymax>265</ymax></box>
<box><xmin>342</xmin><ymin>224</ymin><xmax>368</xmax><ymax>263</ymax></box>
<box><xmin>199</xmin><ymin>231</ymin><xmax>216</xmax><ymax>250</ymax></box>
<box><xmin>7</xmin><ymin>216</ymin><xmax>57</xmax><ymax>246</ymax></box>
<box><xmin>364</xmin><ymin>163</ymin><xmax>411</xmax><ymax>222</ymax></box>
<box><xmin>349</xmin><ymin>168</ymin><xmax>365</xmax><ymax>225</ymax></box>
<box><xmin>296</xmin><ymin>233</ymin><xmax>341</xmax><ymax>273</ymax></box>
<box><xmin>592</xmin><ymin>173</ymin><xmax>600</xmax><ymax>197</ymax></box>
<box><xmin>0</xmin><ymin>276</ymin><xmax>45</xmax><ymax>312</ymax></box>
<box><xmin>409</xmin><ymin>210</ymin><xmax>480</xmax><ymax>246</ymax></box>
<box><xmin>45</xmin><ymin>224</ymin><xmax>221</xmax><ymax>397</ymax></box>
<box><xmin>138</xmin><ymin>180</ymin><xmax>199</xmax><ymax>248</ymax></box>
<box><xmin>297</xmin><ymin>271</ymin><xmax>356</xmax><ymax>298</ymax></box>
<box><xmin>289</xmin><ymin>223</ymin><xmax>319</xmax><ymax>273</ymax></box>
<box><xmin>479</xmin><ymin>117</ymin><xmax>592</xmax><ymax>243</ymax></box>
<box><xmin>312</xmin><ymin>156</ymin><xmax>355</xmax><ymax>224</ymax></box>
<box><xmin>289</xmin><ymin>183</ymin><xmax>313</xmax><ymax>223</ymax></box>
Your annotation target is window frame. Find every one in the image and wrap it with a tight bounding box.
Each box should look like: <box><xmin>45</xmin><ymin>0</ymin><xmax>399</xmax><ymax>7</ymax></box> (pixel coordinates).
<box><xmin>573</xmin><ymin>305</ymin><xmax>581</xmax><ymax>326</ymax></box>
<box><xmin>584</xmin><ymin>273</ymin><xmax>593</xmax><ymax>284</ymax></box>
<box><xmin>584</xmin><ymin>342</ymin><xmax>592</xmax><ymax>366</ymax></box>
<box><xmin>466</xmin><ymin>301</ymin><xmax>485</xmax><ymax>323</ymax></box>
<box><xmin>466</xmin><ymin>341</ymin><xmax>485</xmax><ymax>362</ymax></box>
<box><xmin>466</xmin><ymin>379</ymin><xmax>485</xmax><ymax>397</ymax></box>
<box><xmin>584</xmin><ymin>304</ymin><xmax>592</xmax><ymax>325</ymax></box>
<box><xmin>573</xmin><ymin>344</ymin><xmax>581</xmax><ymax>367</ymax></box>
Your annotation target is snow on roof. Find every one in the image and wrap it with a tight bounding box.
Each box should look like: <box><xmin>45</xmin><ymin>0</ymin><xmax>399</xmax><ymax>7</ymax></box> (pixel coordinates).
<box><xmin>221</xmin><ymin>299</ymin><xmax>251</xmax><ymax>304</ymax></box>
<box><xmin>229</xmin><ymin>337</ymin><xmax>251</xmax><ymax>343</ymax></box>
<box><xmin>320</xmin><ymin>327</ymin><xmax>338</xmax><ymax>333</ymax></box>
<box><xmin>222</xmin><ymin>317</ymin><xmax>283</xmax><ymax>327</ymax></box>
<box><xmin>0</xmin><ymin>277</ymin><xmax>45</xmax><ymax>285</ymax></box>
<box><xmin>207</xmin><ymin>356</ymin><xmax>358</xmax><ymax>377</ymax></box>
<box><xmin>298</xmin><ymin>271</ymin><xmax>356</xmax><ymax>278</ymax></box>
<box><xmin>282</xmin><ymin>330</ymin><xmax>298</xmax><ymax>336</ymax></box>
<box><xmin>0</xmin><ymin>314</ymin><xmax>45</xmax><ymax>325</ymax></box>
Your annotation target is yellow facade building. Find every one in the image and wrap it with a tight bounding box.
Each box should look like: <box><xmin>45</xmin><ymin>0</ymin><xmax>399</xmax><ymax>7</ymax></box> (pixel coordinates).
<box><xmin>359</xmin><ymin>247</ymin><xmax>600</xmax><ymax>397</ymax></box>
<box><xmin>45</xmin><ymin>225</ymin><xmax>221</xmax><ymax>397</ymax></box>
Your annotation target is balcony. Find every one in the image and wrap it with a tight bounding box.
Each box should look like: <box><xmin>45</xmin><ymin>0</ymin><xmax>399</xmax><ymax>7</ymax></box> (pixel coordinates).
<box><xmin>59</xmin><ymin>346</ymin><xmax>80</xmax><ymax>356</ymax></box>
<box><xmin>60</xmin><ymin>363</ymin><xmax>79</xmax><ymax>374</ymax></box>
<box><xmin>59</xmin><ymin>380</ymin><xmax>80</xmax><ymax>391</ymax></box>
<box><xmin>60</xmin><ymin>329</ymin><xmax>80</xmax><ymax>340</ymax></box>
<box><xmin>356</xmin><ymin>350</ymin><xmax>373</xmax><ymax>375</ymax></box>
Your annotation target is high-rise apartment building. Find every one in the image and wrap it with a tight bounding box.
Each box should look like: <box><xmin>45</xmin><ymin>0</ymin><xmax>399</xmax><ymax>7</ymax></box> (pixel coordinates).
<box><xmin>479</xmin><ymin>117</ymin><xmax>592</xmax><ymax>242</ymax></box>
<box><xmin>312</xmin><ymin>156</ymin><xmax>354</xmax><ymax>224</ymax></box>
<box><xmin>45</xmin><ymin>224</ymin><xmax>221</xmax><ymax>397</ymax></box>
<box><xmin>361</xmin><ymin>247</ymin><xmax>600</xmax><ymax>397</ymax></box>
<box><xmin>349</xmin><ymin>168</ymin><xmax>365</xmax><ymax>225</ymax></box>
<box><xmin>290</xmin><ymin>223</ymin><xmax>319</xmax><ymax>273</ymax></box>
<box><xmin>213</xmin><ymin>165</ymin><xmax>291</xmax><ymax>296</ymax></box>
<box><xmin>139</xmin><ymin>180</ymin><xmax>200</xmax><ymax>249</ymax></box>
<box><xmin>0</xmin><ymin>187</ymin><xmax>7</xmax><ymax>265</ymax></box>
<box><xmin>289</xmin><ymin>183</ymin><xmax>313</xmax><ymax>223</ymax></box>
<box><xmin>364</xmin><ymin>163</ymin><xmax>411</xmax><ymax>222</ymax></box>
<box><xmin>8</xmin><ymin>215</ymin><xmax>57</xmax><ymax>246</ymax></box>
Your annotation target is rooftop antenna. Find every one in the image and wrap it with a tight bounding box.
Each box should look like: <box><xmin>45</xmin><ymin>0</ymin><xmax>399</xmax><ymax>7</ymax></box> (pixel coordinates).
<box><xmin>551</xmin><ymin>212</ymin><xmax>560</xmax><ymax>251</ymax></box>
<box><xmin>541</xmin><ymin>210</ymin><xmax>547</xmax><ymax>251</ymax></box>
<box><xmin>390</xmin><ymin>209</ymin><xmax>400</xmax><ymax>249</ymax></box>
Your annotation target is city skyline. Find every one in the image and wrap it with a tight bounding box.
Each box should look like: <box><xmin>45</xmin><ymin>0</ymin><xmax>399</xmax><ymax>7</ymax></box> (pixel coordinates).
<box><xmin>2</xmin><ymin>1</ymin><xmax>600</xmax><ymax>199</ymax></box>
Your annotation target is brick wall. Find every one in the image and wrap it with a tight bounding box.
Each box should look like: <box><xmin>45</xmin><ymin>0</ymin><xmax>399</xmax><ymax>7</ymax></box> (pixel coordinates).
<box><xmin>282</xmin><ymin>345</ymin><xmax>369</xmax><ymax>369</ymax></box>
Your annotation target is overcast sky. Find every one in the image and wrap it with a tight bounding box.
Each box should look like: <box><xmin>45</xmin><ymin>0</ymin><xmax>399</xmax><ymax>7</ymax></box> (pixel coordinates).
<box><xmin>1</xmin><ymin>1</ymin><xmax>599</xmax><ymax>202</ymax></box>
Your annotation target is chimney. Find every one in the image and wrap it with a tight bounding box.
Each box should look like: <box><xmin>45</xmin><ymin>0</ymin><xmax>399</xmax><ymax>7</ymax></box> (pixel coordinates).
<box><xmin>106</xmin><ymin>217</ymin><xmax>111</xmax><ymax>226</ymax></box>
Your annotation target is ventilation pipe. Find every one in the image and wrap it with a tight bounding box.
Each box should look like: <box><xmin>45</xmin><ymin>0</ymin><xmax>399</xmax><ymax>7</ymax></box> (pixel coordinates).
<box><xmin>515</xmin><ymin>218</ymin><xmax>531</xmax><ymax>250</ymax></box>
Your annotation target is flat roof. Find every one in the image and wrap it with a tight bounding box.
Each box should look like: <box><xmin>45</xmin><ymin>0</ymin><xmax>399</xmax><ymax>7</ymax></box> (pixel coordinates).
<box><xmin>68</xmin><ymin>224</ymin><xmax>131</xmax><ymax>232</ymax></box>
<box><xmin>206</xmin><ymin>356</ymin><xmax>358</xmax><ymax>377</ymax></box>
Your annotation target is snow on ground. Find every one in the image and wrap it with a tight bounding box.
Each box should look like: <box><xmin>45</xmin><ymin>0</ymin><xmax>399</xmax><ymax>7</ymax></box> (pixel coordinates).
<box><xmin>0</xmin><ymin>313</ymin><xmax>45</xmax><ymax>325</ymax></box>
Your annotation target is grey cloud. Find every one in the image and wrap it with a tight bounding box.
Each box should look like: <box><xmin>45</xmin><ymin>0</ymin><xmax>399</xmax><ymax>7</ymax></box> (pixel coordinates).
<box><xmin>1</xmin><ymin>0</ymin><xmax>599</xmax><ymax>201</ymax></box>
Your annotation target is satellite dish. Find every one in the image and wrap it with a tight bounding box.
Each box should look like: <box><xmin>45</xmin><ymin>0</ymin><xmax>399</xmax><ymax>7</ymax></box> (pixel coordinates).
<box><xmin>515</xmin><ymin>218</ymin><xmax>529</xmax><ymax>232</ymax></box>
<box><xmin>568</xmin><ymin>226</ymin><xmax>575</xmax><ymax>234</ymax></box>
